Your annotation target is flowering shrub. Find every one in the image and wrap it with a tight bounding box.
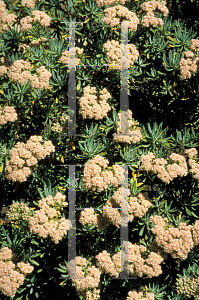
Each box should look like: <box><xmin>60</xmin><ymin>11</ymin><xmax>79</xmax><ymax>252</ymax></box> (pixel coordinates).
<box><xmin>0</xmin><ymin>0</ymin><xmax>199</xmax><ymax>299</ymax></box>
<box><xmin>28</xmin><ymin>193</ymin><xmax>72</xmax><ymax>244</ymax></box>
<box><xmin>0</xmin><ymin>247</ymin><xmax>34</xmax><ymax>298</ymax></box>
<box><xmin>0</xmin><ymin>105</ymin><xmax>17</xmax><ymax>125</ymax></box>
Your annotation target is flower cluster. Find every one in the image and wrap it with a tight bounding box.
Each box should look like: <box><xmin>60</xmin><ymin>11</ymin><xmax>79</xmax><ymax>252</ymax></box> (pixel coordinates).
<box><xmin>51</xmin><ymin>112</ymin><xmax>70</xmax><ymax>133</ymax></box>
<box><xmin>0</xmin><ymin>0</ymin><xmax>17</xmax><ymax>34</ymax></box>
<box><xmin>59</xmin><ymin>47</ymin><xmax>84</xmax><ymax>68</ymax></box>
<box><xmin>140</xmin><ymin>148</ymin><xmax>199</xmax><ymax>184</ymax></box>
<box><xmin>101</xmin><ymin>5</ymin><xmax>140</xmax><ymax>31</ymax></box>
<box><xmin>67</xmin><ymin>256</ymin><xmax>101</xmax><ymax>299</ymax></box>
<box><xmin>140</xmin><ymin>152</ymin><xmax>188</xmax><ymax>184</ymax></box>
<box><xmin>96</xmin><ymin>0</ymin><xmax>129</xmax><ymax>7</ymax></box>
<box><xmin>83</xmin><ymin>155</ymin><xmax>125</xmax><ymax>193</ymax></box>
<box><xmin>0</xmin><ymin>202</ymin><xmax>32</xmax><ymax>224</ymax></box>
<box><xmin>21</xmin><ymin>0</ymin><xmax>37</xmax><ymax>9</ymax></box>
<box><xmin>176</xmin><ymin>275</ymin><xmax>199</xmax><ymax>298</ymax></box>
<box><xmin>191</xmin><ymin>220</ymin><xmax>199</xmax><ymax>246</ymax></box>
<box><xmin>140</xmin><ymin>0</ymin><xmax>169</xmax><ymax>27</ymax></box>
<box><xmin>86</xmin><ymin>189</ymin><xmax>152</xmax><ymax>229</ymax></box>
<box><xmin>5</xmin><ymin>135</ymin><xmax>55</xmax><ymax>182</ymax></box>
<box><xmin>28</xmin><ymin>193</ymin><xmax>72</xmax><ymax>244</ymax></box>
<box><xmin>95</xmin><ymin>242</ymin><xmax>165</xmax><ymax>279</ymax></box>
<box><xmin>179</xmin><ymin>44</ymin><xmax>199</xmax><ymax>80</ymax></box>
<box><xmin>113</xmin><ymin>110</ymin><xmax>142</xmax><ymax>144</ymax></box>
<box><xmin>5</xmin><ymin>59</ymin><xmax>52</xmax><ymax>88</ymax></box>
<box><xmin>126</xmin><ymin>290</ymin><xmax>155</xmax><ymax>300</ymax></box>
<box><xmin>103</xmin><ymin>40</ymin><xmax>139</xmax><ymax>70</ymax></box>
<box><xmin>150</xmin><ymin>215</ymin><xmax>194</xmax><ymax>260</ymax></box>
<box><xmin>185</xmin><ymin>148</ymin><xmax>199</xmax><ymax>183</ymax></box>
<box><xmin>0</xmin><ymin>105</ymin><xmax>17</xmax><ymax>125</ymax></box>
<box><xmin>78</xmin><ymin>86</ymin><xmax>112</xmax><ymax>120</ymax></box>
<box><xmin>0</xmin><ymin>247</ymin><xmax>34</xmax><ymax>298</ymax></box>
<box><xmin>78</xmin><ymin>207</ymin><xmax>111</xmax><ymax>231</ymax></box>
<box><xmin>30</xmin><ymin>66</ymin><xmax>52</xmax><ymax>89</ymax></box>
<box><xmin>20</xmin><ymin>10</ymin><xmax>51</xmax><ymax>31</ymax></box>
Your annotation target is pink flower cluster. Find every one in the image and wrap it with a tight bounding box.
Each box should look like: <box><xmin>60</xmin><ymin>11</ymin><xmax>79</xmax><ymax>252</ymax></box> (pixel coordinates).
<box><xmin>96</xmin><ymin>0</ymin><xmax>129</xmax><ymax>7</ymax></box>
<box><xmin>150</xmin><ymin>215</ymin><xmax>195</xmax><ymax>260</ymax></box>
<box><xmin>78</xmin><ymin>86</ymin><xmax>112</xmax><ymax>120</ymax></box>
<box><xmin>5</xmin><ymin>135</ymin><xmax>55</xmax><ymax>182</ymax></box>
<box><xmin>103</xmin><ymin>40</ymin><xmax>139</xmax><ymax>70</ymax></box>
<box><xmin>20</xmin><ymin>10</ymin><xmax>51</xmax><ymax>31</ymax></box>
<box><xmin>6</xmin><ymin>59</ymin><xmax>52</xmax><ymax>89</ymax></box>
<box><xmin>140</xmin><ymin>148</ymin><xmax>199</xmax><ymax>184</ymax></box>
<box><xmin>21</xmin><ymin>0</ymin><xmax>37</xmax><ymax>9</ymax></box>
<box><xmin>0</xmin><ymin>57</ymin><xmax>12</xmax><ymax>76</ymax></box>
<box><xmin>59</xmin><ymin>47</ymin><xmax>84</xmax><ymax>68</ymax></box>
<box><xmin>191</xmin><ymin>220</ymin><xmax>199</xmax><ymax>246</ymax></box>
<box><xmin>101</xmin><ymin>5</ymin><xmax>140</xmax><ymax>31</ymax></box>
<box><xmin>179</xmin><ymin>44</ymin><xmax>199</xmax><ymax>80</ymax></box>
<box><xmin>0</xmin><ymin>247</ymin><xmax>34</xmax><ymax>298</ymax></box>
<box><xmin>0</xmin><ymin>105</ymin><xmax>17</xmax><ymax>125</ymax></box>
<box><xmin>67</xmin><ymin>256</ymin><xmax>101</xmax><ymax>299</ymax></box>
<box><xmin>28</xmin><ymin>193</ymin><xmax>72</xmax><ymax>244</ymax></box>
<box><xmin>113</xmin><ymin>110</ymin><xmax>142</xmax><ymax>144</ymax></box>
<box><xmin>140</xmin><ymin>0</ymin><xmax>169</xmax><ymax>27</ymax></box>
<box><xmin>51</xmin><ymin>112</ymin><xmax>70</xmax><ymax>133</ymax></box>
<box><xmin>95</xmin><ymin>242</ymin><xmax>165</xmax><ymax>278</ymax></box>
<box><xmin>78</xmin><ymin>207</ymin><xmax>111</xmax><ymax>231</ymax></box>
<box><xmin>184</xmin><ymin>148</ymin><xmax>199</xmax><ymax>182</ymax></box>
<box><xmin>140</xmin><ymin>152</ymin><xmax>188</xmax><ymax>184</ymax></box>
<box><xmin>0</xmin><ymin>202</ymin><xmax>32</xmax><ymax>224</ymax></box>
<box><xmin>83</xmin><ymin>155</ymin><xmax>125</xmax><ymax>193</ymax></box>
<box><xmin>79</xmin><ymin>188</ymin><xmax>152</xmax><ymax>229</ymax></box>
<box><xmin>176</xmin><ymin>275</ymin><xmax>199</xmax><ymax>298</ymax></box>
<box><xmin>127</xmin><ymin>290</ymin><xmax>154</xmax><ymax>300</ymax></box>
<box><xmin>0</xmin><ymin>0</ymin><xmax>17</xmax><ymax>33</ymax></box>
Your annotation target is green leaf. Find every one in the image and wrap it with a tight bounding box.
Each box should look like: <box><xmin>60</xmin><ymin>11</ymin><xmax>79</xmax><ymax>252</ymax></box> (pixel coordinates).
<box><xmin>31</xmin><ymin>260</ymin><xmax>40</xmax><ymax>266</ymax></box>
<box><xmin>139</xmin><ymin>226</ymin><xmax>145</xmax><ymax>236</ymax></box>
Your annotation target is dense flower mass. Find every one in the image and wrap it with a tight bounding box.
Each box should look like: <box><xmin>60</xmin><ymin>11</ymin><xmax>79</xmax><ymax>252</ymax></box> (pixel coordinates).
<box><xmin>113</xmin><ymin>110</ymin><xmax>142</xmax><ymax>143</ymax></box>
<box><xmin>176</xmin><ymin>275</ymin><xmax>199</xmax><ymax>298</ymax></box>
<box><xmin>95</xmin><ymin>242</ymin><xmax>165</xmax><ymax>279</ymax></box>
<box><xmin>140</xmin><ymin>0</ymin><xmax>169</xmax><ymax>27</ymax></box>
<box><xmin>101</xmin><ymin>5</ymin><xmax>140</xmax><ymax>31</ymax></box>
<box><xmin>140</xmin><ymin>148</ymin><xmax>199</xmax><ymax>184</ymax></box>
<box><xmin>20</xmin><ymin>10</ymin><xmax>51</xmax><ymax>31</ymax></box>
<box><xmin>0</xmin><ymin>247</ymin><xmax>34</xmax><ymax>298</ymax></box>
<box><xmin>0</xmin><ymin>106</ymin><xmax>17</xmax><ymax>125</ymax></box>
<box><xmin>103</xmin><ymin>40</ymin><xmax>139</xmax><ymax>70</ymax></box>
<box><xmin>1</xmin><ymin>58</ymin><xmax>52</xmax><ymax>88</ymax></box>
<box><xmin>59</xmin><ymin>47</ymin><xmax>84</xmax><ymax>68</ymax></box>
<box><xmin>140</xmin><ymin>152</ymin><xmax>188</xmax><ymax>183</ymax></box>
<box><xmin>179</xmin><ymin>46</ymin><xmax>199</xmax><ymax>80</ymax></box>
<box><xmin>21</xmin><ymin>0</ymin><xmax>37</xmax><ymax>9</ymax></box>
<box><xmin>5</xmin><ymin>135</ymin><xmax>55</xmax><ymax>182</ymax></box>
<box><xmin>28</xmin><ymin>193</ymin><xmax>71</xmax><ymax>244</ymax></box>
<box><xmin>0</xmin><ymin>0</ymin><xmax>17</xmax><ymax>33</ymax></box>
<box><xmin>0</xmin><ymin>202</ymin><xmax>32</xmax><ymax>224</ymax></box>
<box><xmin>150</xmin><ymin>215</ymin><xmax>195</xmax><ymax>260</ymax></box>
<box><xmin>78</xmin><ymin>86</ymin><xmax>112</xmax><ymax>119</ymax></box>
<box><xmin>66</xmin><ymin>256</ymin><xmax>101</xmax><ymax>299</ymax></box>
<box><xmin>79</xmin><ymin>188</ymin><xmax>152</xmax><ymax>229</ymax></box>
<box><xmin>83</xmin><ymin>155</ymin><xmax>125</xmax><ymax>192</ymax></box>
